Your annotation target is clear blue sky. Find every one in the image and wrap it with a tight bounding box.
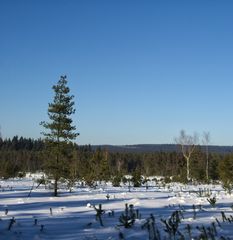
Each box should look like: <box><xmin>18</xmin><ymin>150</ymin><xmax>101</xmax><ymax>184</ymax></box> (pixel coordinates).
<box><xmin>1</xmin><ymin>1</ymin><xmax>233</xmax><ymax>145</ymax></box>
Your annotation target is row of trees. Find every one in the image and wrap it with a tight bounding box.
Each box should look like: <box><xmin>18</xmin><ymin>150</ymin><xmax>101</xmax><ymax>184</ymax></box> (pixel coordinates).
<box><xmin>0</xmin><ymin>135</ymin><xmax>232</xmax><ymax>189</ymax></box>
<box><xmin>0</xmin><ymin>76</ymin><xmax>232</xmax><ymax>195</ymax></box>
<box><xmin>0</xmin><ymin>136</ymin><xmax>44</xmax><ymax>151</ymax></box>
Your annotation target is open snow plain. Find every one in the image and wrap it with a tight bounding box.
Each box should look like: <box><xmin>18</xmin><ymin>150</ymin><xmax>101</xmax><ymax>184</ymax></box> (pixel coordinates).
<box><xmin>0</xmin><ymin>175</ymin><xmax>233</xmax><ymax>240</ymax></box>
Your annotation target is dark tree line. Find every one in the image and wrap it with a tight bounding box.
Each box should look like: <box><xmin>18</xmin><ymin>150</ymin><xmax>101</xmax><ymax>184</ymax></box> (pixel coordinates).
<box><xmin>0</xmin><ymin>137</ymin><xmax>44</xmax><ymax>178</ymax></box>
<box><xmin>0</xmin><ymin>136</ymin><xmax>226</xmax><ymax>185</ymax></box>
<box><xmin>0</xmin><ymin>136</ymin><xmax>44</xmax><ymax>151</ymax></box>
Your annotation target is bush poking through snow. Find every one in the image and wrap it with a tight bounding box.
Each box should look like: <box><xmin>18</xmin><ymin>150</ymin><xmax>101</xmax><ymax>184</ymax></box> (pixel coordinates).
<box><xmin>7</xmin><ymin>217</ymin><xmax>15</xmax><ymax>231</ymax></box>
<box><xmin>161</xmin><ymin>210</ymin><xmax>182</xmax><ymax>239</ymax></box>
<box><xmin>119</xmin><ymin>203</ymin><xmax>136</xmax><ymax>228</ymax></box>
<box><xmin>211</xmin><ymin>222</ymin><xmax>217</xmax><ymax>236</ymax></box>
<box><xmin>196</xmin><ymin>188</ymin><xmax>212</xmax><ymax>197</ymax></box>
<box><xmin>108</xmin><ymin>210</ymin><xmax>115</xmax><ymax>217</ymax></box>
<box><xmin>94</xmin><ymin>204</ymin><xmax>105</xmax><ymax>226</ymax></box>
<box><xmin>118</xmin><ymin>231</ymin><xmax>125</xmax><ymax>240</ymax></box>
<box><xmin>196</xmin><ymin>225</ymin><xmax>209</xmax><ymax>239</ymax></box>
<box><xmin>106</xmin><ymin>193</ymin><xmax>110</xmax><ymax>200</ymax></box>
<box><xmin>142</xmin><ymin>214</ymin><xmax>161</xmax><ymax>240</ymax></box>
<box><xmin>192</xmin><ymin>204</ymin><xmax>197</xmax><ymax>219</ymax></box>
<box><xmin>185</xmin><ymin>224</ymin><xmax>192</xmax><ymax>239</ymax></box>
<box><xmin>222</xmin><ymin>182</ymin><xmax>233</xmax><ymax>195</ymax></box>
<box><xmin>215</xmin><ymin>218</ymin><xmax>221</xmax><ymax>228</ymax></box>
<box><xmin>196</xmin><ymin>223</ymin><xmax>219</xmax><ymax>239</ymax></box>
<box><xmin>207</xmin><ymin>196</ymin><xmax>217</xmax><ymax>207</ymax></box>
<box><xmin>5</xmin><ymin>208</ymin><xmax>8</xmax><ymax>215</ymax></box>
<box><xmin>221</xmin><ymin>211</ymin><xmax>227</xmax><ymax>222</ymax></box>
<box><xmin>50</xmin><ymin>207</ymin><xmax>53</xmax><ymax>216</ymax></box>
<box><xmin>40</xmin><ymin>224</ymin><xmax>44</xmax><ymax>232</ymax></box>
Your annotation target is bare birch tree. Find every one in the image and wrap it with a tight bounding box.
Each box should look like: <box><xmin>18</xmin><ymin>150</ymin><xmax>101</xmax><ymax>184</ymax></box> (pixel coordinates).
<box><xmin>202</xmin><ymin>131</ymin><xmax>210</xmax><ymax>182</ymax></box>
<box><xmin>175</xmin><ymin>130</ymin><xmax>198</xmax><ymax>181</ymax></box>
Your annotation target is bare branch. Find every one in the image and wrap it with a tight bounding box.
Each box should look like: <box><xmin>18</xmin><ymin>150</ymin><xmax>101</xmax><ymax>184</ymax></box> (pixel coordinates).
<box><xmin>202</xmin><ymin>131</ymin><xmax>210</xmax><ymax>181</ymax></box>
<box><xmin>202</xmin><ymin>131</ymin><xmax>210</xmax><ymax>145</ymax></box>
<box><xmin>175</xmin><ymin>130</ymin><xmax>199</xmax><ymax>181</ymax></box>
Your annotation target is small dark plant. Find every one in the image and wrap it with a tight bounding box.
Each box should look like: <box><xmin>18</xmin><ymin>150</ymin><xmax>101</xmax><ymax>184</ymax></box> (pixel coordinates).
<box><xmin>221</xmin><ymin>211</ymin><xmax>227</xmax><ymax>222</ymax></box>
<box><xmin>40</xmin><ymin>224</ymin><xmax>44</xmax><ymax>232</ymax></box>
<box><xmin>211</xmin><ymin>222</ymin><xmax>217</xmax><ymax>236</ymax></box>
<box><xmin>222</xmin><ymin>182</ymin><xmax>233</xmax><ymax>195</ymax></box>
<box><xmin>8</xmin><ymin>217</ymin><xmax>16</xmax><ymax>231</ymax></box>
<box><xmin>185</xmin><ymin>224</ymin><xmax>192</xmax><ymax>239</ymax></box>
<box><xmin>215</xmin><ymin>218</ymin><xmax>221</xmax><ymax>228</ymax></box>
<box><xmin>207</xmin><ymin>197</ymin><xmax>217</xmax><ymax>207</ymax></box>
<box><xmin>119</xmin><ymin>203</ymin><xmax>135</xmax><ymax>228</ymax></box>
<box><xmin>94</xmin><ymin>204</ymin><xmax>105</xmax><ymax>226</ymax></box>
<box><xmin>196</xmin><ymin>225</ymin><xmax>208</xmax><ymax>239</ymax></box>
<box><xmin>108</xmin><ymin>210</ymin><xmax>115</xmax><ymax>217</ymax></box>
<box><xmin>50</xmin><ymin>207</ymin><xmax>53</xmax><ymax>216</ymax></box>
<box><xmin>192</xmin><ymin>204</ymin><xmax>197</xmax><ymax>219</ymax></box>
<box><xmin>34</xmin><ymin>218</ymin><xmax>38</xmax><ymax>225</ymax></box>
<box><xmin>119</xmin><ymin>231</ymin><xmax>125</xmax><ymax>240</ymax></box>
<box><xmin>5</xmin><ymin>208</ymin><xmax>8</xmax><ymax>215</ymax></box>
<box><xmin>106</xmin><ymin>193</ymin><xmax>110</xmax><ymax>200</ymax></box>
<box><xmin>142</xmin><ymin>214</ymin><xmax>161</xmax><ymax>240</ymax></box>
<box><xmin>161</xmin><ymin>210</ymin><xmax>182</xmax><ymax>239</ymax></box>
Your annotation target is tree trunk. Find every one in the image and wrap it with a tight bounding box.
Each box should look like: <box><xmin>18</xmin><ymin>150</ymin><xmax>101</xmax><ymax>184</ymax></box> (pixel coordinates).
<box><xmin>206</xmin><ymin>146</ymin><xmax>209</xmax><ymax>182</ymax></box>
<box><xmin>206</xmin><ymin>160</ymin><xmax>209</xmax><ymax>182</ymax></box>
<box><xmin>186</xmin><ymin>157</ymin><xmax>190</xmax><ymax>181</ymax></box>
<box><xmin>54</xmin><ymin>147</ymin><xmax>59</xmax><ymax>197</ymax></box>
<box><xmin>54</xmin><ymin>178</ymin><xmax>58</xmax><ymax>197</ymax></box>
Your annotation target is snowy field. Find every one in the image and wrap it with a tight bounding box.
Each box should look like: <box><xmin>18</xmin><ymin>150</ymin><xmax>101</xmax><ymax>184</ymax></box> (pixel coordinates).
<box><xmin>0</xmin><ymin>175</ymin><xmax>233</xmax><ymax>240</ymax></box>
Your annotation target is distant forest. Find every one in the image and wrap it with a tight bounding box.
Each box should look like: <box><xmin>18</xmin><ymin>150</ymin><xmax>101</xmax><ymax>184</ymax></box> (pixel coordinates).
<box><xmin>92</xmin><ymin>144</ymin><xmax>233</xmax><ymax>154</ymax></box>
<box><xmin>0</xmin><ymin>136</ymin><xmax>225</xmax><ymax>183</ymax></box>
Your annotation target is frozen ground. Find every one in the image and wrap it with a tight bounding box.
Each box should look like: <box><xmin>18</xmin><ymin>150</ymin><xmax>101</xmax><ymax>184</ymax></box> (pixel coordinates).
<box><xmin>0</xmin><ymin>175</ymin><xmax>233</xmax><ymax>240</ymax></box>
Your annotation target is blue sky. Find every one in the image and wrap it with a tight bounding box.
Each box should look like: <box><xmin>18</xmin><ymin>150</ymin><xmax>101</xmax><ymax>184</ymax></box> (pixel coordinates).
<box><xmin>1</xmin><ymin>1</ymin><xmax>233</xmax><ymax>145</ymax></box>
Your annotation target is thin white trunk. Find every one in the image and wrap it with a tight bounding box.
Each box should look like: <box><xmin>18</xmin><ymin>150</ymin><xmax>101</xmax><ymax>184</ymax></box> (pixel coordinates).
<box><xmin>185</xmin><ymin>156</ymin><xmax>190</xmax><ymax>181</ymax></box>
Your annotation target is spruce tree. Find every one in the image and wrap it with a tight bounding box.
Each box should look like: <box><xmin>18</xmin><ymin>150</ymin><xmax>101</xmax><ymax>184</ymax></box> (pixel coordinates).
<box><xmin>131</xmin><ymin>168</ymin><xmax>142</xmax><ymax>187</ymax></box>
<box><xmin>219</xmin><ymin>154</ymin><xmax>233</xmax><ymax>194</ymax></box>
<box><xmin>41</xmin><ymin>75</ymin><xmax>78</xmax><ymax>196</ymax></box>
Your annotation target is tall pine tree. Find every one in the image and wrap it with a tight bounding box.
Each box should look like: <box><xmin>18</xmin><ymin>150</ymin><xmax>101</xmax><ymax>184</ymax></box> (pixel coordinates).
<box><xmin>41</xmin><ymin>76</ymin><xmax>78</xmax><ymax>196</ymax></box>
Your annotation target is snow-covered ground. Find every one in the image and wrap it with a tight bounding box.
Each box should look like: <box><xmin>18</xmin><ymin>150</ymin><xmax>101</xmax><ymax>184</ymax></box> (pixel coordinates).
<box><xmin>0</xmin><ymin>175</ymin><xmax>233</xmax><ymax>239</ymax></box>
